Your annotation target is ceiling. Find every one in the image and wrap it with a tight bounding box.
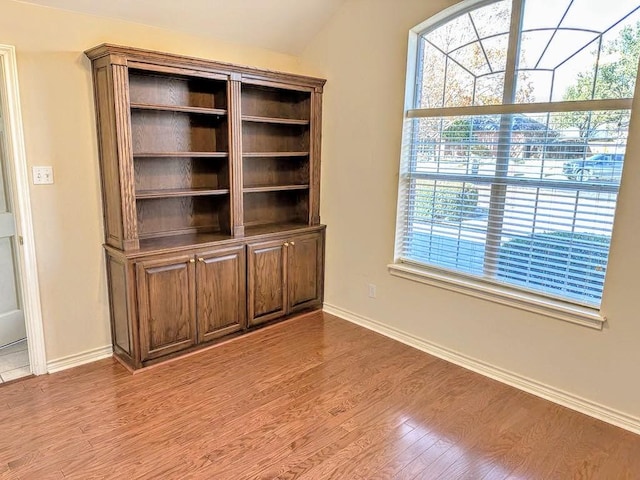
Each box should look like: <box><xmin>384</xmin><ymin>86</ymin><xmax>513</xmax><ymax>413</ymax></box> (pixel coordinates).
<box><xmin>17</xmin><ymin>0</ymin><xmax>347</xmax><ymax>55</ymax></box>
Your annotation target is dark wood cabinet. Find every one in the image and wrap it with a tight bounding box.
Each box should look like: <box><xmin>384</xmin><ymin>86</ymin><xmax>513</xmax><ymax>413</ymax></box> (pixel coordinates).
<box><xmin>248</xmin><ymin>231</ymin><xmax>324</xmax><ymax>326</ymax></box>
<box><xmin>196</xmin><ymin>245</ymin><xmax>246</xmax><ymax>342</ymax></box>
<box><xmin>247</xmin><ymin>239</ymin><xmax>287</xmax><ymax>326</ymax></box>
<box><xmin>136</xmin><ymin>254</ymin><xmax>196</xmax><ymax>361</ymax></box>
<box><xmin>288</xmin><ymin>233</ymin><xmax>324</xmax><ymax>313</ymax></box>
<box><xmin>87</xmin><ymin>44</ymin><xmax>326</xmax><ymax>369</ymax></box>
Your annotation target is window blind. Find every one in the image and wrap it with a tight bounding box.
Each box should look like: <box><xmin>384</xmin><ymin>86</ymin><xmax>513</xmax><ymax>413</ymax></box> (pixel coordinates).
<box><xmin>397</xmin><ymin>108</ymin><xmax>629</xmax><ymax>307</ymax></box>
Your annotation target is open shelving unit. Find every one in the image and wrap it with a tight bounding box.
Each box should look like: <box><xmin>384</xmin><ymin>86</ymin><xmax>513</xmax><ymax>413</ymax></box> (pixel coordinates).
<box><xmin>86</xmin><ymin>44</ymin><xmax>326</xmax><ymax>369</ymax></box>
<box><xmin>241</xmin><ymin>84</ymin><xmax>312</xmax><ymax>230</ymax></box>
<box><xmin>127</xmin><ymin>69</ymin><xmax>232</xmax><ymax>240</ymax></box>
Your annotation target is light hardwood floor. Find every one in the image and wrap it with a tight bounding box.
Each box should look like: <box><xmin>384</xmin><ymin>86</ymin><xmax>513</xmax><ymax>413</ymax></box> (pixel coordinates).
<box><xmin>0</xmin><ymin>312</ymin><xmax>638</xmax><ymax>479</ymax></box>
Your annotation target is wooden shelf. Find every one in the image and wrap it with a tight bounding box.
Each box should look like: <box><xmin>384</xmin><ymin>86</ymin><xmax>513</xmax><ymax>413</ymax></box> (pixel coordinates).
<box><xmin>243</xmin><ymin>152</ymin><xmax>309</xmax><ymax>158</ymax></box>
<box><xmin>133</xmin><ymin>152</ymin><xmax>229</xmax><ymax>158</ymax></box>
<box><xmin>242</xmin><ymin>115</ymin><xmax>309</xmax><ymax>126</ymax></box>
<box><xmin>243</xmin><ymin>185</ymin><xmax>309</xmax><ymax>193</ymax></box>
<box><xmin>136</xmin><ymin>188</ymin><xmax>230</xmax><ymax>199</ymax></box>
<box><xmin>131</xmin><ymin>103</ymin><xmax>227</xmax><ymax>116</ymax></box>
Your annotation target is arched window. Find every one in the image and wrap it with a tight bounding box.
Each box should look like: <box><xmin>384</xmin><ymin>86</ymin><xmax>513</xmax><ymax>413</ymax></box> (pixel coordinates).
<box><xmin>393</xmin><ymin>0</ymin><xmax>640</xmax><ymax>324</ymax></box>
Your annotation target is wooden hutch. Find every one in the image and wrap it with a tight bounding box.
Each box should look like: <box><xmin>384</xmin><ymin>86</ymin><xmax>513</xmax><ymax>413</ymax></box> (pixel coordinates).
<box><xmin>85</xmin><ymin>44</ymin><xmax>325</xmax><ymax>370</ymax></box>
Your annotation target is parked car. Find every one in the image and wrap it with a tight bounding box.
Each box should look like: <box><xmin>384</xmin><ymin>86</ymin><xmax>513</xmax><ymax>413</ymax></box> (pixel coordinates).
<box><xmin>563</xmin><ymin>153</ymin><xmax>624</xmax><ymax>181</ymax></box>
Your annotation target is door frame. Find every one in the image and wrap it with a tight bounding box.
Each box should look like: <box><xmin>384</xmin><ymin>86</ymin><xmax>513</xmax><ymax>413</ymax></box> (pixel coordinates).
<box><xmin>0</xmin><ymin>44</ymin><xmax>47</xmax><ymax>375</ymax></box>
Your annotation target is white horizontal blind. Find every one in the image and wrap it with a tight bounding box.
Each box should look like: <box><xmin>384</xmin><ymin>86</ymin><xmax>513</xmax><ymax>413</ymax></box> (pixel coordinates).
<box><xmin>398</xmin><ymin>108</ymin><xmax>629</xmax><ymax>307</ymax></box>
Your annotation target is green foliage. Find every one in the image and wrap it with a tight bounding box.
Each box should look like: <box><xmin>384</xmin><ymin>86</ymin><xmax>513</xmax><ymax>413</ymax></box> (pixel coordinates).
<box><xmin>443</xmin><ymin>119</ymin><xmax>472</xmax><ymax>142</ymax></box>
<box><xmin>556</xmin><ymin>22</ymin><xmax>640</xmax><ymax>137</ymax></box>
<box><xmin>414</xmin><ymin>181</ymin><xmax>479</xmax><ymax>221</ymax></box>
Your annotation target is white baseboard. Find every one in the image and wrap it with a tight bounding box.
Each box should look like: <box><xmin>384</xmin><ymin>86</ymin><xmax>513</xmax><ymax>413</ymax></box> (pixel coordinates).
<box><xmin>323</xmin><ymin>303</ymin><xmax>640</xmax><ymax>436</ymax></box>
<box><xmin>47</xmin><ymin>345</ymin><xmax>113</xmax><ymax>374</ymax></box>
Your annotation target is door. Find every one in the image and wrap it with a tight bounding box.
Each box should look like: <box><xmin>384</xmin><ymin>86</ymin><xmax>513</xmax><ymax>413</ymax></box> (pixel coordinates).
<box><xmin>136</xmin><ymin>254</ymin><xmax>196</xmax><ymax>361</ymax></box>
<box><xmin>247</xmin><ymin>239</ymin><xmax>287</xmax><ymax>326</ymax></box>
<box><xmin>0</xmin><ymin>117</ymin><xmax>25</xmax><ymax>347</ymax></box>
<box><xmin>196</xmin><ymin>245</ymin><xmax>246</xmax><ymax>343</ymax></box>
<box><xmin>287</xmin><ymin>232</ymin><xmax>324</xmax><ymax>313</ymax></box>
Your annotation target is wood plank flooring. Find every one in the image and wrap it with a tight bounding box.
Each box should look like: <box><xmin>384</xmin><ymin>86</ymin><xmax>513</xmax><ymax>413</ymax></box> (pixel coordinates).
<box><xmin>1</xmin><ymin>312</ymin><xmax>639</xmax><ymax>479</ymax></box>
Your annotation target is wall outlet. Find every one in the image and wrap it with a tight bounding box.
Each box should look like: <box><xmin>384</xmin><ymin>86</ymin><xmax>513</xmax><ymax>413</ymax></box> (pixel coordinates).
<box><xmin>32</xmin><ymin>166</ymin><xmax>54</xmax><ymax>185</ymax></box>
<box><xmin>368</xmin><ymin>283</ymin><xmax>377</xmax><ymax>298</ymax></box>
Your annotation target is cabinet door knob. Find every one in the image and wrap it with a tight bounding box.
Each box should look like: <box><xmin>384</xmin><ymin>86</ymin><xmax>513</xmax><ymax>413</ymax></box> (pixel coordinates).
<box><xmin>189</xmin><ymin>259</ymin><xmax>195</xmax><ymax>264</ymax></box>
<box><xmin>198</xmin><ymin>258</ymin><xmax>204</xmax><ymax>262</ymax></box>
<box><xmin>284</xmin><ymin>242</ymin><xmax>289</xmax><ymax>247</ymax></box>
<box><xmin>290</xmin><ymin>241</ymin><xmax>295</xmax><ymax>246</ymax></box>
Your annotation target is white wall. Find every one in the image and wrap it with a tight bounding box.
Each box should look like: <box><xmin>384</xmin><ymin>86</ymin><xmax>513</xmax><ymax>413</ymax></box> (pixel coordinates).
<box><xmin>0</xmin><ymin>0</ymin><xmax>305</xmax><ymax>362</ymax></box>
<box><xmin>302</xmin><ymin>0</ymin><xmax>640</xmax><ymax>419</ymax></box>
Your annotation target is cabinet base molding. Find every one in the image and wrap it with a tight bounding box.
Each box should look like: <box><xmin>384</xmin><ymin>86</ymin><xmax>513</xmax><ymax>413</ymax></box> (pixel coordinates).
<box><xmin>114</xmin><ymin>308</ymin><xmax>322</xmax><ymax>374</ymax></box>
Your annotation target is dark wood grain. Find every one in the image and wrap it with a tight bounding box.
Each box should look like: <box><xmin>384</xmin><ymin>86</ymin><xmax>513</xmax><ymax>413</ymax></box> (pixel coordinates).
<box><xmin>130</xmin><ymin>110</ymin><xmax>228</xmax><ymax>154</ymax></box>
<box><xmin>195</xmin><ymin>245</ymin><xmax>246</xmax><ymax>342</ymax></box>
<box><xmin>134</xmin><ymin>156</ymin><xmax>229</xmax><ymax>192</ymax></box>
<box><xmin>106</xmin><ymin>255</ymin><xmax>131</xmax><ymax>355</ymax></box>
<box><xmin>242</xmin><ymin>122</ymin><xmax>309</xmax><ymax>153</ymax></box>
<box><xmin>1</xmin><ymin>312</ymin><xmax>638</xmax><ymax>479</ymax></box>
<box><xmin>229</xmin><ymin>79</ymin><xmax>245</xmax><ymax>237</ymax></box>
<box><xmin>247</xmin><ymin>238</ymin><xmax>287</xmax><ymax>325</ymax></box>
<box><xmin>243</xmin><ymin>190</ymin><xmax>309</xmax><ymax>227</ymax></box>
<box><xmin>243</xmin><ymin>155</ymin><xmax>309</xmax><ymax>189</ymax></box>
<box><xmin>136</xmin><ymin>254</ymin><xmax>196</xmax><ymax>361</ymax></box>
<box><xmin>128</xmin><ymin>70</ymin><xmax>227</xmax><ymax>110</ymax></box>
<box><xmin>309</xmin><ymin>90</ymin><xmax>323</xmax><ymax>225</ymax></box>
<box><xmin>288</xmin><ymin>232</ymin><xmax>323</xmax><ymax>313</ymax></box>
<box><xmin>136</xmin><ymin>195</ymin><xmax>230</xmax><ymax>238</ymax></box>
<box><xmin>242</xmin><ymin>84</ymin><xmax>311</xmax><ymax>120</ymax></box>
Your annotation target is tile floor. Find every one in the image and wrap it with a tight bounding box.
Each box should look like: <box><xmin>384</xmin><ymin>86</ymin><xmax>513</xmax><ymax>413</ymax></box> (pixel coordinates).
<box><xmin>0</xmin><ymin>339</ymin><xmax>30</xmax><ymax>383</ymax></box>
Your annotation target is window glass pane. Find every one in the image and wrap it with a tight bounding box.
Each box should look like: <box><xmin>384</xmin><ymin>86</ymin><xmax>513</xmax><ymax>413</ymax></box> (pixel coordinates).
<box><xmin>418</xmin><ymin>1</ymin><xmax>511</xmax><ymax>108</ymax></box>
<box><xmin>418</xmin><ymin>42</ymin><xmax>447</xmax><ymax>108</ymax></box>
<box><xmin>469</xmin><ymin>0</ymin><xmax>512</xmax><ymax>38</ymax></box>
<box><xmin>517</xmin><ymin>1</ymin><xmax>640</xmax><ymax>102</ymax></box>
<box><xmin>561</xmin><ymin>0</ymin><xmax>639</xmax><ymax>32</ymax></box>
<box><xmin>521</xmin><ymin>0</ymin><xmax>571</xmax><ymax>31</ymax></box>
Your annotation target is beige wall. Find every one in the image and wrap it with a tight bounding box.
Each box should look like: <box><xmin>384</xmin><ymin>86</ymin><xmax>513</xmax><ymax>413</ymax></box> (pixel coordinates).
<box><xmin>0</xmin><ymin>0</ymin><xmax>304</xmax><ymax>361</ymax></box>
<box><xmin>302</xmin><ymin>0</ymin><xmax>640</xmax><ymax>418</ymax></box>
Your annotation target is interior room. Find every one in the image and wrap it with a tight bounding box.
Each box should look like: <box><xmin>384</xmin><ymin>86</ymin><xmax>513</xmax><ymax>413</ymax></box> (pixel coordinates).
<box><xmin>1</xmin><ymin>0</ymin><xmax>640</xmax><ymax>477</ymax></box>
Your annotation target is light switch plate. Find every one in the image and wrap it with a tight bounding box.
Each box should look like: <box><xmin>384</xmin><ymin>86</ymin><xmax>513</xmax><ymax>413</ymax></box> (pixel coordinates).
<box><xmin>32</xmin><ymin>166</ymin><xmax>54</xmax><ymax>185</ymax></box>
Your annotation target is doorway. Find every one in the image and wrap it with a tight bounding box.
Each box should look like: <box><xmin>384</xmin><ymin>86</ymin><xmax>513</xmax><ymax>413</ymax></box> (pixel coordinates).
<box><xmin>0</xmin><ymin>44</ymin><xmax>46</xmax><ymax>380</ymax></box>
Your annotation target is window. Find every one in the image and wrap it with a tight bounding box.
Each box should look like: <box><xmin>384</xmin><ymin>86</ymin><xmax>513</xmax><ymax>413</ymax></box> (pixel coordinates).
<box><xmin>393</xmin><ymin>0</ymin><xmax>640</xmax><ymax>321</ymax></box>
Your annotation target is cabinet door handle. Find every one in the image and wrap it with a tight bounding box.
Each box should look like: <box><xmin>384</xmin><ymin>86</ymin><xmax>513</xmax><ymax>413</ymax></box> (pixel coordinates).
<box><xmin>284</xmin><ymin>242</ymin><xmax>289</xmax><ymax>247</ymax></box>
<box><xmin>189</xmin><ymin>259</ymin><xmax>195</xmax><ymax>264</ymax></box>
<box><xmin>198</xmin><ymin>258</ymin><xmax>204</xmax><ymax>262</ymax></box>
<box><xmin>290</xmin><ymin>241</ymin><xmax>295</xmax><ymax>246</ymax></box>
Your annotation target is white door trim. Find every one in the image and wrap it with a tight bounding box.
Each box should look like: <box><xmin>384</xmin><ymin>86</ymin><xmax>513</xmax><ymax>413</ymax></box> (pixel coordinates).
<box><xmin>0</xmin><ymin>44</ymin><xmax>47</xmax><ymax>375</ymax></box>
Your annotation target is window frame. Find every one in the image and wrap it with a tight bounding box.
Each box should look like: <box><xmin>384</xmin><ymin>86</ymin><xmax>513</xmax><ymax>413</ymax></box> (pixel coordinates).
<box><xmin>390</xmin><ymin>0</ymin><xmax>639</xmax><ymax>329</ymax></box>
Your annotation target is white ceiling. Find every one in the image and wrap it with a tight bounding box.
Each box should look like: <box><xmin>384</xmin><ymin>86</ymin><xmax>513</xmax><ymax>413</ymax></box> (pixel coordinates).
<box><xmin>17</xmin><ymin>0</ymin><xmax>347</xmax><ymax>55</ymax></box>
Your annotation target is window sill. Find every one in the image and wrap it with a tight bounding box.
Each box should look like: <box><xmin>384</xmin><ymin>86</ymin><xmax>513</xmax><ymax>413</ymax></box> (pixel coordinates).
<box><xmin>387</xmin><ymin>263</ymin><xmax>605</xmax><ymax>330</ymax></box>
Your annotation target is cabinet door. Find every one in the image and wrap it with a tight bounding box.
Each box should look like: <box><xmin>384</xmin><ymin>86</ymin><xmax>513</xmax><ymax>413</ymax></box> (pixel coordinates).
<box><xmin>196</xmin><ymin>245</ymin><xmax>246</xmax><ymax>343</ymax></box>
<box><xmin>247</xmin><ymin>239</ymin><xmax>287</xmax><ymax>326</ymax></box>
<box><xmin>287</xmin><ymin>232</ymin><xmax>324</xmax><ymax>313</ymax></box>
<box><xmin>137</xmin><ymin>254</ymin><xmax>196</xmax><ymax>361</ymax></box>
